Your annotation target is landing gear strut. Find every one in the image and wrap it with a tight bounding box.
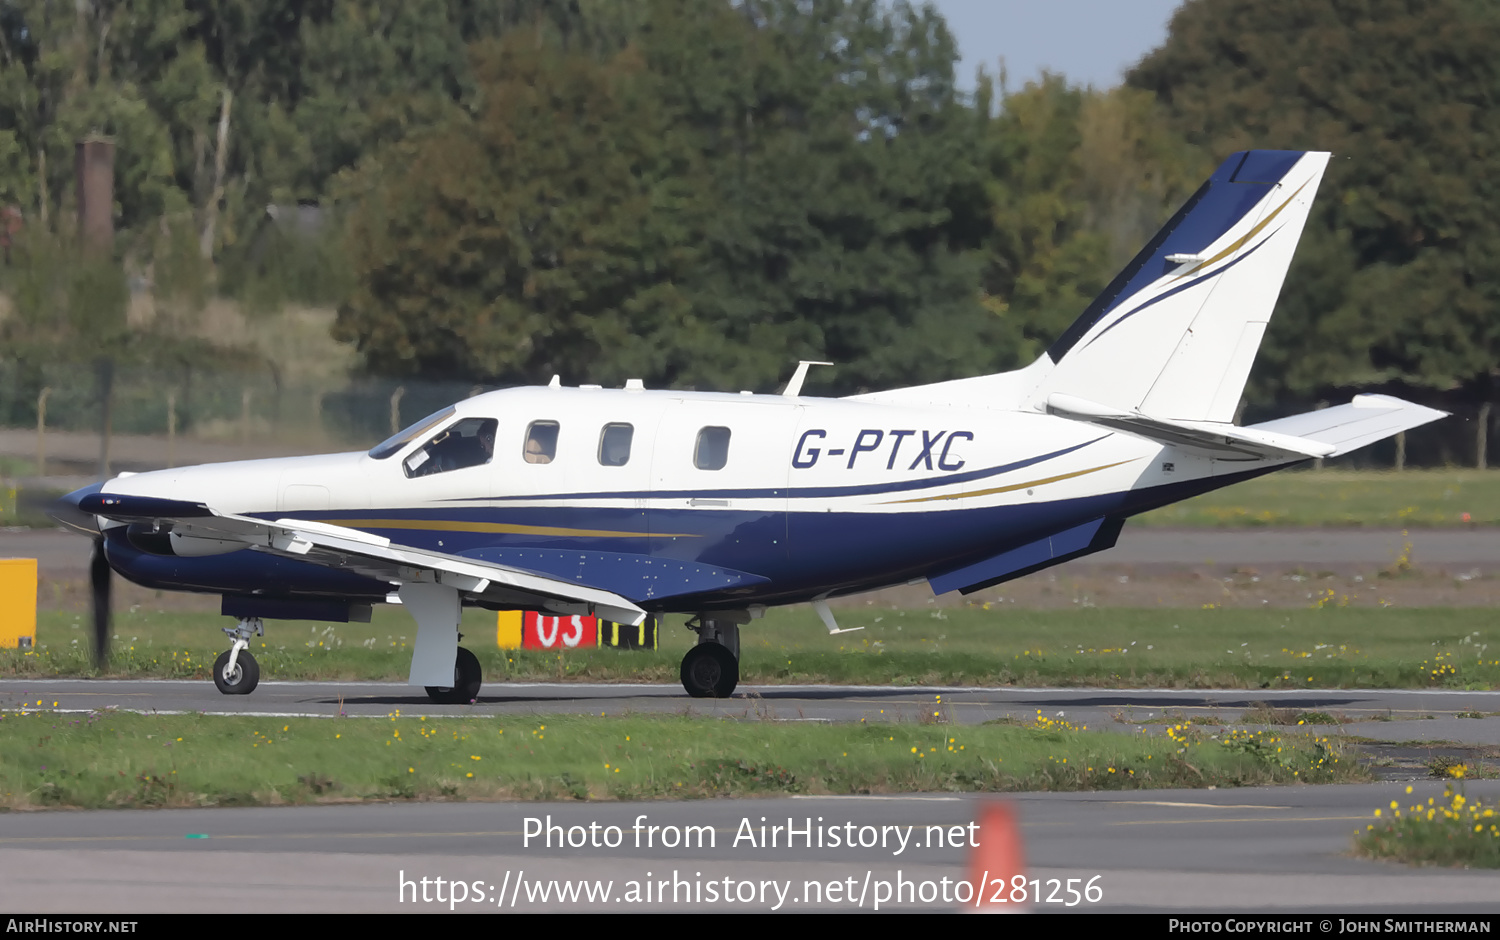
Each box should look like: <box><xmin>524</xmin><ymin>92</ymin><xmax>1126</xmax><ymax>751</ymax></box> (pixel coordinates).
<box><xmin>215</xmin><ymin>618</ymin><xmax>263</xmax><ymax>695</ymax></box>
<box><xmin>680</xmin><ymin>618</ymin><xmax>739</xmax><ymax>698</ymax></box>
<box><xmin>426</xmin><ymin>646</ymin><xmax>481</xmax><ymax>704</ymax></box>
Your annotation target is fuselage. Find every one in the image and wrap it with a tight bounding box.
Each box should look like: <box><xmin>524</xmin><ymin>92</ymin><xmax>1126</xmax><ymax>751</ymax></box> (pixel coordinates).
<box><xmin>96</xmin><ymin>384</ymin><xmax>1286</xmax><ymax>613</ymax></box>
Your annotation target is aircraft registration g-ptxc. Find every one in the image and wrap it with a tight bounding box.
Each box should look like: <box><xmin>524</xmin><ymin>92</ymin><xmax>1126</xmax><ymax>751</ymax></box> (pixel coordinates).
<box><xmin>51</xmin><ymin>149</ymin><xmax>1444</xmax><ymax>702</ymax></box>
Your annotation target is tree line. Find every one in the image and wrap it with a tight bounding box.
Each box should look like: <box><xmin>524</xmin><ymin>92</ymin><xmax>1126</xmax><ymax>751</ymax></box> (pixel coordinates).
<box><xmin>0</xmin><ymin>0</ymin><xmax>1494</xmax><ymax>422</ymax></box>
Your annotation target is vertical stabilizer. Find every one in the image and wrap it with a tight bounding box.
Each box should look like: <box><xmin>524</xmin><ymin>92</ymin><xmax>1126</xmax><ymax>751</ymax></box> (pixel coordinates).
<box><xmin>1029</xmin><ymin>150</ymin><xmax>1329</xmax><ymax>422</ymax></box>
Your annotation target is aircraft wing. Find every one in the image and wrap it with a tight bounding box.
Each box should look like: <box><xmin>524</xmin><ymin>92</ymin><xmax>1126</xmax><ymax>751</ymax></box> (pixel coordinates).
<box><xmin>1045</xmin><ymin>393</ymin><xmax>1336</xmax><ymax>461</ymax></box>
<box><xmin>78</xmin><ymin>493</ymin><xmax>647</xmax><ymax>626</ymax></box>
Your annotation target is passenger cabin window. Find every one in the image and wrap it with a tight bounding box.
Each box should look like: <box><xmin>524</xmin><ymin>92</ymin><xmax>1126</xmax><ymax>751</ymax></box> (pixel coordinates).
<box><xmin>524</xmin><ymin>421</ymin><xmax>559</xmax><ymax>464</ymax></box>
<box><xmin>403</xmin><ymin>417</ymin><xmax>497</xmax><ymax>478</ymax></box>
<box><xmin>694</xmin><ymin>426</ymin><xmax>730</xmax><ymax>470</ymax></box>
<box><xmin>598</xmin><ymin>424</ymin><xmax>633</xmax><ymax>466</ymax></box>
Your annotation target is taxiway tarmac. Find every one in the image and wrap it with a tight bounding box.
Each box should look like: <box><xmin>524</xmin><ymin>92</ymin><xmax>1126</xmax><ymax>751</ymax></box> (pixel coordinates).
<box><xmin>6</xmin><ymin>679</ymin><xmax>1500</xmax><ymax>747</ymax></box>
<box><xmin>2</xmin><ymin>785</ymin><xmax>1498</xmax><ymax>913</ymax></box>
<box><xmin>4</xmin><ymin>680</ymin><xmax>1500</xmax><ymax>913</ymax></box>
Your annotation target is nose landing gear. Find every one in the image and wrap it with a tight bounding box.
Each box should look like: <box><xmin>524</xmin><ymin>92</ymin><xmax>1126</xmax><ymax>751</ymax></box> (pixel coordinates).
<box><xmin>215</xmin><ymin>618</ymin><xmax>264</xmax><ymax>695</ymax></box>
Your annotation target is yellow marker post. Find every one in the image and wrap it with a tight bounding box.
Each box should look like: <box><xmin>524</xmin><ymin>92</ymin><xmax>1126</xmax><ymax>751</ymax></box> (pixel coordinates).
<box><xmin>496</xmin><ymin>610</ymin><xmax>523</xmax><ymax>649</ymax></box>
<box><xmin>0</xmin><ymin>558</ymin><xmax>37</xmax><ymax>649</ymax></box>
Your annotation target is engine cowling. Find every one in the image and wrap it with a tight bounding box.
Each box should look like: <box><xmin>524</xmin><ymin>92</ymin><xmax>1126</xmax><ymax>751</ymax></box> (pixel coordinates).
<box><xmin>123</xmin><ymin>523</ymin><xmax>244</xmax><ymax>556</ymax></box>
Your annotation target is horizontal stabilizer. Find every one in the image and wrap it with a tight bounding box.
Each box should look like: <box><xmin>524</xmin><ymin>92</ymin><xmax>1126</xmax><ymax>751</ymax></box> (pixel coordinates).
<box><xmin>1046</xmin><ymin>393</ymin><xmax>1335</xmax><ymax>460</ymax></box>
<box><xmin>1250</xmin><ymin>395</ymin><xmax>1448</xmax><ymax>458</ymax></box>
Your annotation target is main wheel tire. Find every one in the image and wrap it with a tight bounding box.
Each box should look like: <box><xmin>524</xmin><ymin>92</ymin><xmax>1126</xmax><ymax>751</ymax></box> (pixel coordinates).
<box><xmin>426</xmin><ymin>647</ymin><xmax>482</xmax><ymax>704</ymax></box>
<box><xmin>213</xmin><ymin>649</ymin><xmax>260</xmax><ymax>695</ymax></box>
<box><xmin>680</xmin><ymin>643</ymin><xmax>738</xmax><ymax>698</ymax></box>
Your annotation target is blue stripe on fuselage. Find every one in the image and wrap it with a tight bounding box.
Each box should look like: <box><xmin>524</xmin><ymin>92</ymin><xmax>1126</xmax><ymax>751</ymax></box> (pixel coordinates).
<box><xmin>444</xmin><ymin>436</ymin><xmax>1109</xmax><ymax>504</ymax></box>
<box><xmin>108</xmin><ymin>464</ymin><xmax>1293</xmax><ymax>614</ymax></box>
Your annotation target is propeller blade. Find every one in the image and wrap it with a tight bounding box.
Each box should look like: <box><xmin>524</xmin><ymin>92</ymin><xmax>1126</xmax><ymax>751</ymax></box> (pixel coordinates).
<box><xmin>89</xmin><ymin>538</ymin><xmax>111</xmax><ymax>668</ymax></box>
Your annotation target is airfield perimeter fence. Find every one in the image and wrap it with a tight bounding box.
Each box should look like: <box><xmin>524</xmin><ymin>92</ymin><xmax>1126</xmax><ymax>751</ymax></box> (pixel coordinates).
<box><xmin>0</xmin><ymin>359</ymin><xmax>1495</xmax><ymax>476</ymax></box>
<box><xmin>0</xmin><ymin>360</ymin><xmax>493</xmax><ymax>475</ymax></box>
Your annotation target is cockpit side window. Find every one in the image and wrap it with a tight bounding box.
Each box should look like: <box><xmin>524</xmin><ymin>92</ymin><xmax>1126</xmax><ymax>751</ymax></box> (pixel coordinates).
<box><xmin>694</xmin><ymin>426</ymin><xmax>730</xmax><ymax>470</ymax></box>
<box><xmin>598</xmin><ymin>423</ymin><xmax>633</xmax><ymax>466</ymax></box>
<box><xmin>369</xmin><ymin>407</ymin><xmax>456</xmax><ymax>459</ymax></box>
<box><xmin>524</xmin><ymin>421</ymin><xmax>559</xmax><ymax>464</ymax></box>
<box><xmin>403</xmin><ymin>417</ymin><xmax>498</xmax><ymax>478</ymax></box>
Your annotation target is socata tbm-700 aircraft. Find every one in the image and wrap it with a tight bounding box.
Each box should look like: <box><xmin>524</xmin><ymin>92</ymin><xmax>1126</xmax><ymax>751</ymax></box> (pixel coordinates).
<box><xmin>51</xmin><ymin>149</ymin><xmax>1444</xmax><ymax>702</ymax></box>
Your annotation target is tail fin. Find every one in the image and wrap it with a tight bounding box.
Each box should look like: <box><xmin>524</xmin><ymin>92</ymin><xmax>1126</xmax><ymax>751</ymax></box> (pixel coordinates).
<box><xmin>1029</xmin><ymin>150</ymin><xmax>1329</xmax><ymax>422</ymax></box>
<box><xmin>849</xmin><ymin>150</ymin><xmax>1329</xmax><ymax>415</ymax></box>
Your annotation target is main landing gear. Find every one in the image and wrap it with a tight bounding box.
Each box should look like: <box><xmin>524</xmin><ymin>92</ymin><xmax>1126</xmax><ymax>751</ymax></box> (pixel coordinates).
<box><xmin>680</xmin><ymin>617</ymin><xmax>740</xmax><ymax>698</ymax></box>
<box><xmin>215</xmin><ymin>617</ymin><xmax>264</xmax><ymax>695</ymax></box>
<box><xmin>426</xmin><ymin>646</ymin><xmax>482</xmax><ymax>705</ymax></box>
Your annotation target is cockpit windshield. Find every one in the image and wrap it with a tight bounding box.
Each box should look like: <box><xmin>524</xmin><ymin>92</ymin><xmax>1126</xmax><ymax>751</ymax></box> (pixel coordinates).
<box><xmin>403</xmin><ymin>417</ymin><xmax>498</xmax><ymax>477</ymax></box>
<box><xmin>367</xmin><ymin>407</ymin><xmax>456</xmax><ymax>460</ymax></box>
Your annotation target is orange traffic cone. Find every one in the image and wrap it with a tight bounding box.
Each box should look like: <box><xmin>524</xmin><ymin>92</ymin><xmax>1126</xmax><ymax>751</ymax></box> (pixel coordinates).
<box><xmin>965</xmin><ymin>800</ymin><xmax>1026</xmax><ymax>912</ymax></box>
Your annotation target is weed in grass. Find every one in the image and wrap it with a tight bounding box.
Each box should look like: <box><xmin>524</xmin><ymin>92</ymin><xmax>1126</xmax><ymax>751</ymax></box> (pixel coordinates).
<box><xmin>1238</xmin><ymin>704</ymin><xmax>1300</xmax><ymax>725</ymax></box>
<box><xmin>919</xmin><ymin>696</ymin><xmax>951</xmax><ymax>725</ymax></box>
<box><xmin>1294</xmin><ymin>711</ymin><xmax>1347</xmax><ymax>725</ymax></box>
<box><xmin>297</xmin><ymin>773</ymin><xmax>337</xmax><ymax>796</ymax></box>
<box><xmin>1108</xmin><ymin>709</ymin><xmax>1219</xmax><ymax>726</ymax></box>
<box><xmin>1427</xmin><ymin>755</ymin><xmax>1487</xmax><ymax>778</ymax></box>
<box><xmin>1355</xmin><ymin>775</ymin><xmax>1500</xmax><ymax>868</ymax></box>
<box><xmin>559</xmin><ymin>773</ymin><xmax>589</xmax><ymax>800</ymax></box>
<box><xmin>383</xmin><ymin>773</ymin><xmax>416</xmax><ymax>800</ymax></box>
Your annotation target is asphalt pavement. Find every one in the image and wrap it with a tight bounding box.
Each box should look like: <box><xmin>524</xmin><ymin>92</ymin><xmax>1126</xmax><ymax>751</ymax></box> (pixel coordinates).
<box><xmin>2</xmin><ymin>785</ymin><xmax>1498</xmax><ymax>913</ymax></box>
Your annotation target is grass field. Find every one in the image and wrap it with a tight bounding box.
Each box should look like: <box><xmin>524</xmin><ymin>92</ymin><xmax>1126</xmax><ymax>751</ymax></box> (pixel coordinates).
<box><xmin>4</xmin><ymin>604</ymin><xmax>1496</xmax><ymax>690</ymax></box>
<box><xmin>0</xmin><ymin>707</ymin><xmax>1359</xmax><ymax>810</ymax></box>
<box><xmin>1135</xmin><ymin>469</ymin><xmax>1500</xmax><ymax>527</ymax></box>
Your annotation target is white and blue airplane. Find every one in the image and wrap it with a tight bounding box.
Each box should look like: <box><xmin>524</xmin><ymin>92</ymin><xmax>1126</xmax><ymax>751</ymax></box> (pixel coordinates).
<box><xmin>51</xmin><ymin>149</ymin><xmax>1444</xmax><ymax>702</ymax></box>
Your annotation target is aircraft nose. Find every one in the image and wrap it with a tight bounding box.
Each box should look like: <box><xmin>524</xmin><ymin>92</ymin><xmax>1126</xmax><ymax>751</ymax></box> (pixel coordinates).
<box><xmin>49</xmin><ymin>482</ymin><xmax>105</xmax><ymax>536</ymax></box>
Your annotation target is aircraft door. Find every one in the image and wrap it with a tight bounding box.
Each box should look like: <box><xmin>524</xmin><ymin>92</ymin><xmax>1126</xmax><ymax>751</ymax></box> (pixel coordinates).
<box><xmin>647</xmin><ymin>399</ymin><xmax>795</xmax><ymax>576</ymax></box>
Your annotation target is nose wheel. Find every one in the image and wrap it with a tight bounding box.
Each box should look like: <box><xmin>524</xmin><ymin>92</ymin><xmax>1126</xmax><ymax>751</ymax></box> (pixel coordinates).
<box><xmin>214</xmin><ymin>648</ymin><xmax>259</xmax><ymax>694</ymax></box>
<box><xmin>426</xmin><ymin>646</ymin><xmax>482</xmax><ymax>704</ymax></box>
<box><xmin>215</xmin><ymin>617</ymin><xmax>264</xmax><ymax>695</ymax></box>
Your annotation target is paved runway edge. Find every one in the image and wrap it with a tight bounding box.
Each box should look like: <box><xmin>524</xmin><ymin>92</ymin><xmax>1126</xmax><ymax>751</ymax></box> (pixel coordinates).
<box><xmin>4</xmin><ymin>849</ymin><xmax>1499</xmax><ymax>913</ymax></box>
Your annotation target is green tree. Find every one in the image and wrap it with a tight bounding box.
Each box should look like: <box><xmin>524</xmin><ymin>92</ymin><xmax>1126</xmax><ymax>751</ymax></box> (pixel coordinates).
<box><xmin>335</xmin><ymin>1</ymin><xmax>1011</xmax><ymax>394</ymax></box>
<box><xmin>0</xmin><ymin>0</ymin><xmax>183</xmax><ymax>233</ymax></box>
<box><xmin>641</xmin><ymin>0</ymin><xmax>1005</xmax><ymax>393</ymax></box>
<box><xmin>978</xmin><ymin>75</ymin><xmax>1209</xmax><ymax>361</ymax></box>
<box><xmin>335</xmin><ymin>32</ymin><xmax>695</xmax><ymax>384</ymax></box>
<box><xmin>1128</xmin><ymin>0</ymin><xmax>1500</xmax><ymax>405</ymax></box>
